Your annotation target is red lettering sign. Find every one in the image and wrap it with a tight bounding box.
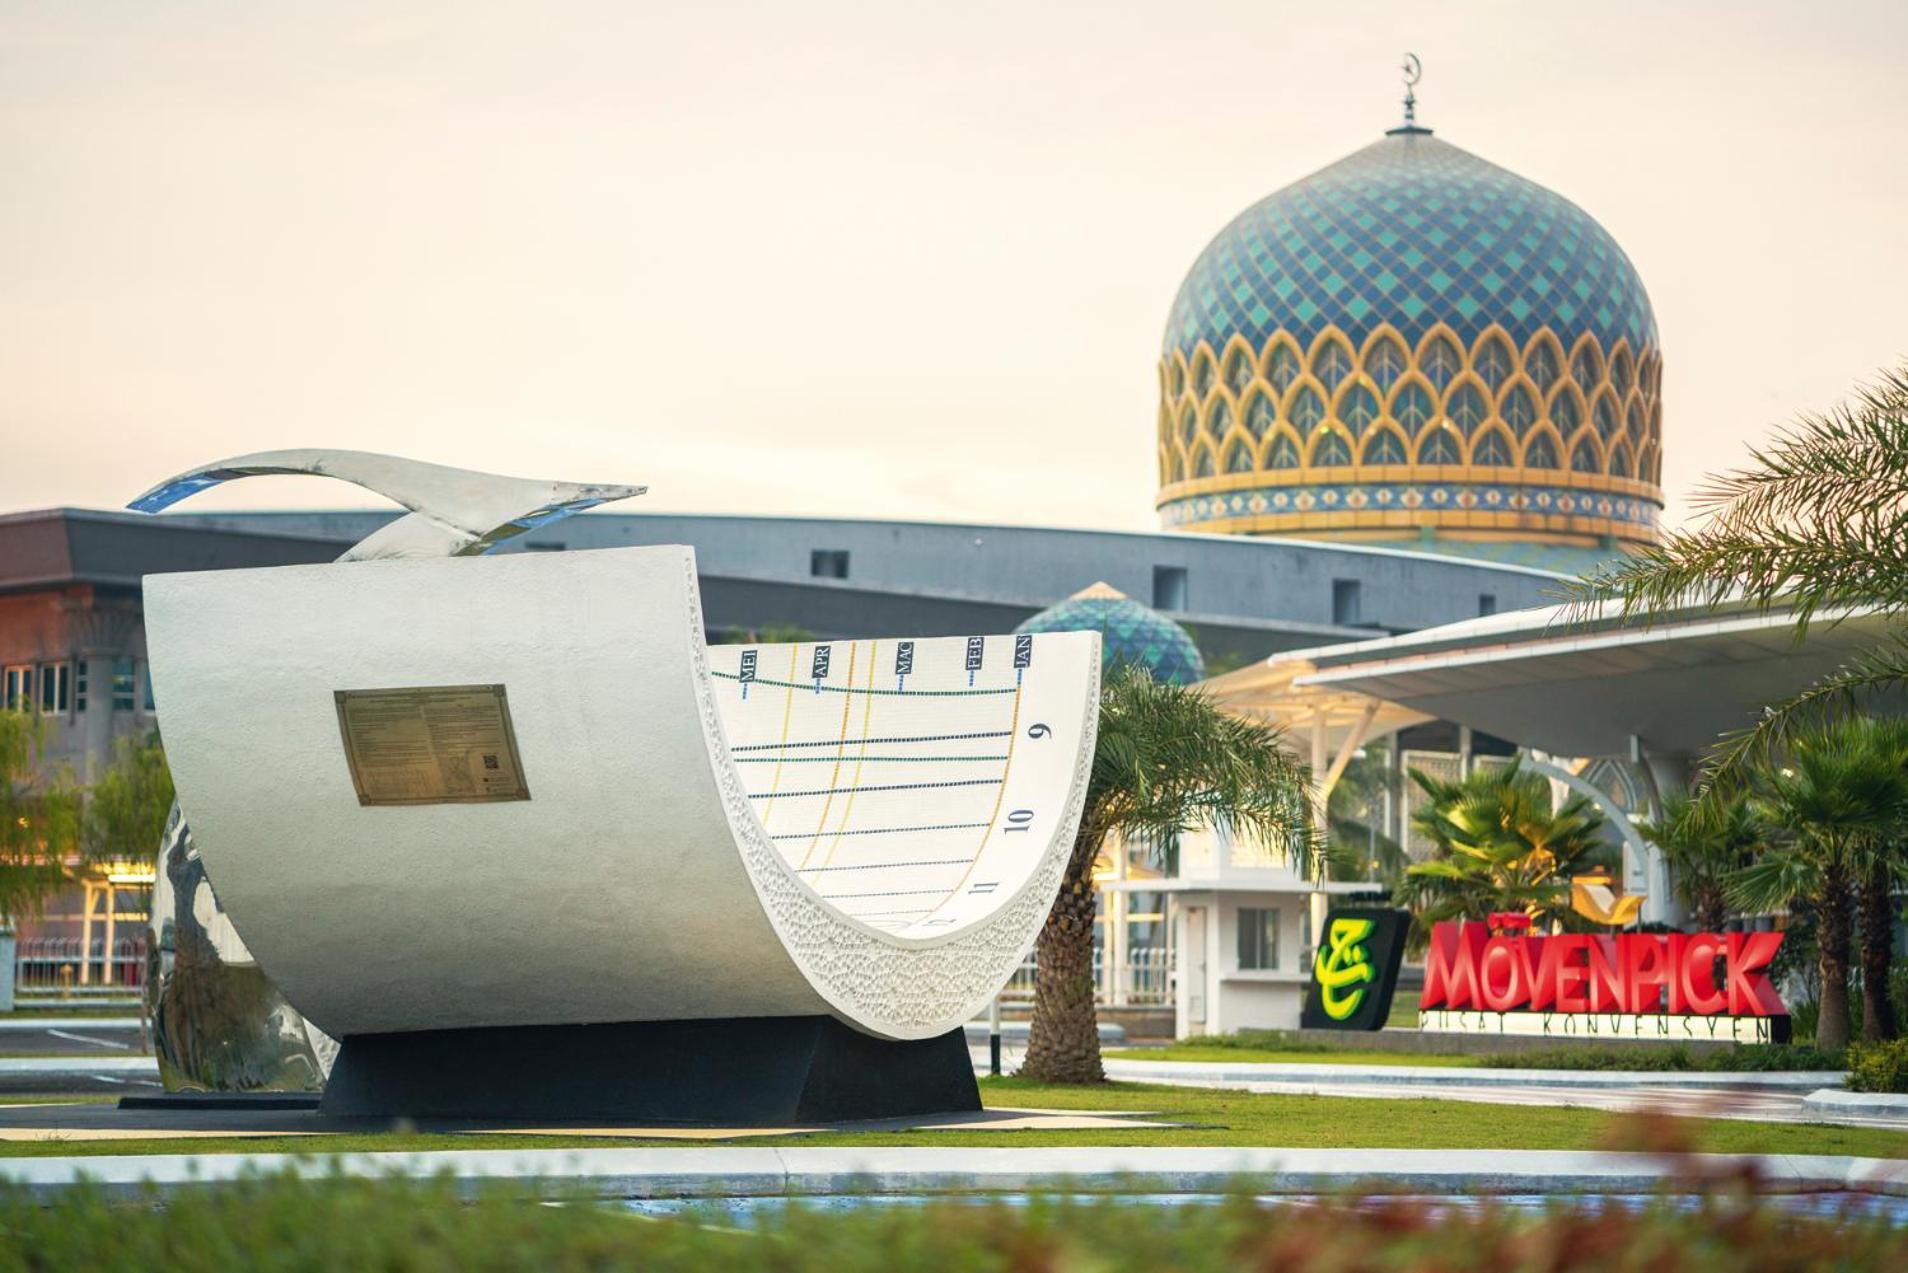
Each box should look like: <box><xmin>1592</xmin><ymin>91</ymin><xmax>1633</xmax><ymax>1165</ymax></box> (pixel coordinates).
<box><xmin>1418</xmin><ymin>922</ymin><xmax>1785</xmax><ymax>1018</ymax></box>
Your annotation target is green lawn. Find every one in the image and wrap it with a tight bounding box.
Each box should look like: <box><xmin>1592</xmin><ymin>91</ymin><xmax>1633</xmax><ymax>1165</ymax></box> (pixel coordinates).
<box><xmin>0</xmin><ymin>1077</ymin><xmax>1902</xmax><ymax>1161</ymax></box>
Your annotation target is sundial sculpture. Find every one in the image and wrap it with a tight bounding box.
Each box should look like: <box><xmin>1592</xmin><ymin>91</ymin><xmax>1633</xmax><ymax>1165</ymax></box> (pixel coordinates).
<box><xmin>131</xmin><ymin>452</ymin><xmax>1100</xmax><ymax>1121</ymax></box>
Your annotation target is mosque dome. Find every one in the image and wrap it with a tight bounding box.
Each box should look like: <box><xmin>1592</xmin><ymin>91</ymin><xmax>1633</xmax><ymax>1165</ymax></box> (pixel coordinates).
<box><xmin>1155</xmin><ymin>124</ymin><xmax>1663</xmax><ymax>558</ymax></box>
<box><xmin>1017</xmin><ymin>582</ymin><xmax>1205</xmax><ymax>685</ymax></box>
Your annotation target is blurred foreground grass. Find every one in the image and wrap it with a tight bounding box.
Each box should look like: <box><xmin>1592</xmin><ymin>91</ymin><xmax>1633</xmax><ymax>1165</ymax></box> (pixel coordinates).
<box><xmin>2</xmin><ymin>1170</ymin><xmax>1905</xmax><ymax>1271</ymax></box>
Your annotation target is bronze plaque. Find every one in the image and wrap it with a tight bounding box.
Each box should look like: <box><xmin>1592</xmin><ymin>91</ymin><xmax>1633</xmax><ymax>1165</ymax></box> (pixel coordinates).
<box><xmin>334</xmin><ymin>684</ymin><xmax>530</xmax><ymax>806</ymax></box>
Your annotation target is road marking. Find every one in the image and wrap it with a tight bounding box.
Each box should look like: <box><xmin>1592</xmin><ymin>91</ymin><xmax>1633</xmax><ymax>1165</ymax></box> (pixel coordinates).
<box><xmin>48</xmin><ymin>1029</ymin><xmax>134</xmax><ymax>1051</ymax></box>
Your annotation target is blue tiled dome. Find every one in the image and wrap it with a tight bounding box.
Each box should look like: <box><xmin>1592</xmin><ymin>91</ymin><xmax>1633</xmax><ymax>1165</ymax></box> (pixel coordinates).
<box><xmin>1164</xmin><ymin>131</ymin><xmax>1656</xmax><ymax>359</ymax></box>
<box><xmin>1016</xmin><ymin>583</ymin><xmax>1206</xmax><ymax>685</ymax></box>
<box><xmin>1155</xmin><ymin>125</ymin><xmax>1664</xmax><ymax>552</ymax></box>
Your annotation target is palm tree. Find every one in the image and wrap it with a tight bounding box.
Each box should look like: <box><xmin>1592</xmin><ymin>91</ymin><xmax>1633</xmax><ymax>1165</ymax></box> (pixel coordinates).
<box><xmin>1020</xmin><ymin>664</ymin><xmax>1316</xmax><ymax>1085</ymax></box>
<box><xmin>1729</xmin><ymin>717</ymin><xmax>1908</xmax><ymax>1050</ymax></box>
<box><xmin>1325</xmin><ymin>743</ymin><xmax>1410</xmax><ymax>889</ymax></box>
<box><xmin>1847</xmin><ymin>716</ymin><xmax>1908</xmax><ymax>1041</ymax></box>
<box><xmin>1636</xmin><ymin>791</ymin><xmax>1763</xmax><ymax>934</ymax></box>
<box><xmin>1578</xmin><ymin>365</ymin><xmax>1908</xmax><ymax>788</ymax></box>
<box><xmin>1398</xmin><ymin>760</ymin><xmax>1613</xmax><ymax>943</ymax></box>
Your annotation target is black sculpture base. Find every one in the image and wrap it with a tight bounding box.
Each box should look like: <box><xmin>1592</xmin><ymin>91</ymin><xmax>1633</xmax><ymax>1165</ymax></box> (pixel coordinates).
<box><xmin>319</xmin><ymin>1015</ymin><xmax>979</xmax><ymax>1124</ymax></box>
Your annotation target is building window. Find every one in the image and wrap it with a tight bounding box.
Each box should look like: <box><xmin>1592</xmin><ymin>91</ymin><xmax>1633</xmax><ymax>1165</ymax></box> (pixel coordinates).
<box><xmin>810</xmin><ymin>550</ymin><xmax>850</xmax><ymax>580</ymax></box>
<box><xmin>1332</xmin><ymin>579</ymin><xmax>1362</xmax><ymax>626</ymax></box>
<box><xmin>75</xmin><ymin>660</ymin><xmax>88</xmax><ymax>712</ymax></box>
<box><xmin>111</xmin><ymin>659</ymin><xmax>136</xmax><ymax>712</ymax></box>
<box><xmin>1479</xmin><ymin>593</ymin><xmax>1498</xmax><ymax>616</ymax></box>
<box><xmin>2</xmin><ymin>666</ymin><xmax>31</xmax><ymax>711</ymax></box>
<box><xmin>1237</xmin><ymin>906</ymin><xmax>1280</xmax><ymax>971</ymax></box>
<box><xmin>39</xmin><ymin>663</ymin><xmax>68</xmax><ymax>713</ymax></box>
<box><xmin>1153</xmin><ymin>566</ymin><xmax>1189</xmax><ymax>612</ymax></box>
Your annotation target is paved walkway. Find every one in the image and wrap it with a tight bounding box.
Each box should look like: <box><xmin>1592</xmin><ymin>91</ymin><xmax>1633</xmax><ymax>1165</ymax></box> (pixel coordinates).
<box><xmin>3</xmin><ymin>1144</ymin><xmax>1904</xmax><ymax>1200</ymax></box>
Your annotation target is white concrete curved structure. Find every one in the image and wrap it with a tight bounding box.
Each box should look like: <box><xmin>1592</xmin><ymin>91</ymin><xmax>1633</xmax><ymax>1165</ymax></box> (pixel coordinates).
<box><xmin>143</xmin><ymin>546</ymin><xmax>1100</xmax><ymax>1042</ymax></box>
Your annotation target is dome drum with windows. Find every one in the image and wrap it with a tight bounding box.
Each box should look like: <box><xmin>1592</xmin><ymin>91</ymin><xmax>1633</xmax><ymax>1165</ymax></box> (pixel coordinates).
<box><xmin>1156</xmin><ymin>118</ymin><xmax>1662</xmax><ymax>553</ymax></box>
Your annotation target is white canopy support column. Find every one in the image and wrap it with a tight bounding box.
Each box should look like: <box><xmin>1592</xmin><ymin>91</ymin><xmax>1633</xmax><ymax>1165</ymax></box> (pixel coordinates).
<box><xmin>1201</xmin><ymin>656</ymin><xmax>1423</xmax><ymax>951</ymax></box>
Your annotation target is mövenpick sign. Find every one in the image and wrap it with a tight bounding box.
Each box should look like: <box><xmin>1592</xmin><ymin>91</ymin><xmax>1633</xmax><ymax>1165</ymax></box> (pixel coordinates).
<box><xmin>1417</xmin><ymin>921</ymin><xmax>1790</xmax><ymax>1045</ymax></box>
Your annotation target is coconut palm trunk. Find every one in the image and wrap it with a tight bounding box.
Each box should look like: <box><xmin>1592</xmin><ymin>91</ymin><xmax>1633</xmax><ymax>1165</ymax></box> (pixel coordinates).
<box><xmin>1859</xmin><ymin>862</ymin><xmax>1899</xmax><ymax>1042</ymax></box>
<box><xmin>1818</xmin><ymin>863</ymin><xmax>1855</xmax><ymax>1051</ymax></box>
<box><xmin>1021</xmin><ymin>829</ymin><xmax>1106</xmax><ymax>1084</ymax></box>
<box><xmin>1017</xmin><ymin>664</ymin><xmax>1312</xmax><ymax>1086</ymax></box>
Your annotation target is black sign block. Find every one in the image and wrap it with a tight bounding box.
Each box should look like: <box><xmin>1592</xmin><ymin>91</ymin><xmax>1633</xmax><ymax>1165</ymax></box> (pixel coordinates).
<box><xmin>1301</xmin><ymin>907</ymin><xmax>1408</xmax><ymax>1031</ymax></box>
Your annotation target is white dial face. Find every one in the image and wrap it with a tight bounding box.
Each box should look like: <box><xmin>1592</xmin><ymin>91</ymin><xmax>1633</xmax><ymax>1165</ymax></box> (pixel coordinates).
<box><xmin>709</xmin><ymin>633</ymin><xmax>1095</xmax><ymax>940</ymax></box>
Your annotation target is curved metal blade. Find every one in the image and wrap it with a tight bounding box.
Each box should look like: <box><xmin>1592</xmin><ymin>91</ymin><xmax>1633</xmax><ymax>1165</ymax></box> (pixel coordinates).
<box><xmin>128</xmin><ymin>449</ymin><xmax>645</xmax><ymax>559</ymax></box>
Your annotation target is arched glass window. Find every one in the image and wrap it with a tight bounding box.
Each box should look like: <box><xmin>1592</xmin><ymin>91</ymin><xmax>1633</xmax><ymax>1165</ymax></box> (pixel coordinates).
<box><xmin>1367</xmin><ymin>335</ymin><xmax>1409</xmax><ymax>391</ymax></box>
<box><xmin>1290</xmin><ymin>384</ymin><xmax>1326</xmax><ymax>430</ymax></box>
<box><xmin>1570</xmin><ymin>344</ymin><xmax>1603</xmax><ymax>391</ymax></box>
<box><xmin>1267</xmin><ymin>433</ymin><xmax>1301</xmax><ymax>469</ymax></box>
<box><xmin>1551</xmin><ymin>389</ymin><xmax>1581</xmax><ymax>435</ymax></box>
<box><xmin>1167</xmin><ymin>359</ymin><xmax>1185</xmax><ymax>398</ymax></box>
<box><xmin>1178</xmin><ymin>404</ymin><xmax>1197</xmax><ymax>443</ymax></box>
<box><xmin>1473</xmin><ymin>335</ymin><xmax>1514</xmax><ymax>391</ymax></box>
<box><xmin>1594</xmin><ymin>393</ymin><xmax>1619</xmax><ymax>440</ymax></box>
<box><xmin>1208</xmin><ymin>399</ymin><xmax>1233</xmax><ymax>440</ymax></box>
<box><xmin>1626</xmin><ymin>400</ymin><xmax>1645</xmax><ymax>443</ymax></box>
<box><xmin>1523</xmin><ymin>434</ymin><xmax>1560</xmax><ymax>469</ymax></box>
<box><xmin>1611</xmin><ymin>349</ymin><xmax>1634</xmax><ymax>397</ymax></box>
<box><xmin>1193</xmin><ymin>354</ymin><xmax>1214</xmax><ymax>398</ymax></box>
<box><xmin>1418</xmin><ymin>427</ymin><xmax>1462</xmax><ymax>466</ymax></box>
<box><xmin>1244</xmin><ymin>390</ymin><xmax>1275</xmax><ymax>439</ymax></box>
<box><xmin>1194</xmin><ymin>447</ymin><xmax>1215</xmax><ymax>478</ymax></box>
<box><xmin>1420</xmin><ymin>335</ymin><xmax>1463</xmax><ymax>390</ymax></box>
<box><xmin>1525</xmin><ymin>341</ymin><xmax>1559</xmax><ymax>393</ymax></box>
<box><xmin>1312</xmin><ymin>340</ymin><xmax>1355</xmax><ymax>391</ymax></box>
<box><xmin>1337</xmin><ymin>383</ymin><xmax>1381</xmax><ymax>434</ymax></box>
<box><xmin>1649</xmin><ymin>401</ymin><xmax>1663</xmax><ymax>445</ymax></box>
<box><xmin>1310</xmin><ymin>430</ymin><xmax>1352</xmax><ymax>467</ymax></box>
<box><xmin>1501</xmin><ymin>383</ymin><xmax>1537</xmax><ymax>434</ymax></box>
<box><xmin>1224</xmin><ymin>348</ymin><xmax>1255</xmax><ymax>394</ymax></box>
<box><xmin>1571</xmin><ymin>437</ymin><xmax>1601</xmax><ymax>473</ymax></box>
<box><xmin>1363</xmin><ymin>429</ymin><xmax>1407</xmax><ymax>465</ymax></box>
<box><xmin>1225</xmin><ymin>440</ymin><xmax>1255</xmax><ymax>473</ymax></box>
<box><xmin>1446</xmin><ymin>382</ymin><xmax>1489</xmax><ymax>434</ymax></box>
<box><xmin>1266</xmin><ymin>344</ymin><xmax>1302</xmax><ymax>393</ymax></box>
<box><xmin>1609</xmin><ymin>444</ymin><xmax>1631</xmax><ymax>478</ymax></box>
<box><xmin>1391</xmin><ymin>381</ymin><xmax>1435</xmax><ymax>430</ymax></box>
<box><xmin>1472</xmin><ymin>429</ymin><xmax>1513</xmax><ymax>467</ymax></box>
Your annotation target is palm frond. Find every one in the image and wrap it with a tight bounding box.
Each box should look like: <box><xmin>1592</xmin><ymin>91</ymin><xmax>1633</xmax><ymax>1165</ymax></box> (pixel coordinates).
<box><xmin>1573</xmin><ymin>366</ymin><xmax>1908</xmax><ymax>629</ymax></box>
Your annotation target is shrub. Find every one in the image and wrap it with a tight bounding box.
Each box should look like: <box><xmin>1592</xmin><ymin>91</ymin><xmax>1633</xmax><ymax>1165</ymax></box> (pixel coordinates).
<box><xmin>1845</xmin><ymin>1039</ymin><xmax>1908</xmax><ymax>1093</ymax></box>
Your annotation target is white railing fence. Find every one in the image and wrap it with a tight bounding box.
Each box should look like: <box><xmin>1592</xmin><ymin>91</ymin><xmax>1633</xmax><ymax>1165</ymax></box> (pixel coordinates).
<box><xmin>997</xmin><ymin>947</ymin><xmax>1173</xmax><ymax>1008</ymax></box>
<box><xmin>11</xmin><ymin>936</ymin><xmax>146</xmax><ymax>993</ymax></box>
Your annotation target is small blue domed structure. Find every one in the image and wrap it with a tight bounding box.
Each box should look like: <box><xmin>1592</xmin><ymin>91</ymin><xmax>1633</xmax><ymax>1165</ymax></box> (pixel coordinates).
<box><xmin>1017</xmin><ymin>582</ymin><xmax>1206</xmax><ymax>685</ymax></box>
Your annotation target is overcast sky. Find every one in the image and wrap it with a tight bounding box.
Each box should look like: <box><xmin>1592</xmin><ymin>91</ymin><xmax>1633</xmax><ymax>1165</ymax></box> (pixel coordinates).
<box><xmin>3</xmin><ymin>1</ymin><xmax>1904</xmax><ymax>532</ymax></box>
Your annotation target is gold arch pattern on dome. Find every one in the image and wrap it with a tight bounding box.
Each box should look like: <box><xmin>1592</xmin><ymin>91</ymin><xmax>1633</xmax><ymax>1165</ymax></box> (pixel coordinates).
<box><xmin>1155</xmin><ymin>322</ymin><xmax>1663</xmax><ymax>546</ymax></box>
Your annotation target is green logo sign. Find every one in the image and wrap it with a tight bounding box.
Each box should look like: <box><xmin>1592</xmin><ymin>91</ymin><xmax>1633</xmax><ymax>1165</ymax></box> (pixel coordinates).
<box><xmin>1313</xmin><ymin>917</ymin><xmax>1377</xmax><ymax>1021</ymax></box>
<box><xmin>1300</xmin><ymin>908</ymin><xmax>1407</xmax><ymax>1032</ymax></box>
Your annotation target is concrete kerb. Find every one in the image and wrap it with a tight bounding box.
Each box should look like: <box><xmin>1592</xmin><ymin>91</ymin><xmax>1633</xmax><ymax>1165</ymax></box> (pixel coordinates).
<box><xmin>3</xmin><ymin>1146</ymin><xmax>1907</xmax><ymax>1203</ymax></box>
<box><xmin>1101</xmin><ymin>1059</ymin><xmax>1842</xmax><ymax>1091</ymax></box>
<box><xmin>1802</xmin><ymin>1089</ymin><xmax>1908</xmax><ymax>1119</ymax></box>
